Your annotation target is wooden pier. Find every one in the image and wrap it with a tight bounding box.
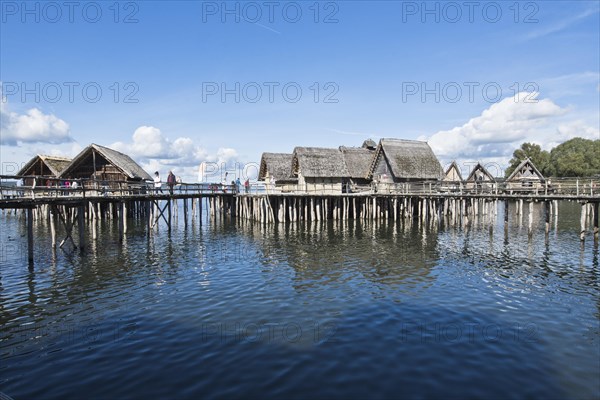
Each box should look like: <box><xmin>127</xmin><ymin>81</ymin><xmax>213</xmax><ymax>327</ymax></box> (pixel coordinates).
<box><xmin>1</xmin><ymin>176</ymin><xmax>599</xmax><ymax>267</ymax></box>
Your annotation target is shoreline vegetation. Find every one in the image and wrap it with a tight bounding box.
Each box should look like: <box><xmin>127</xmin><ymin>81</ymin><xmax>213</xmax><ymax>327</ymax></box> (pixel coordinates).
<box><xmin>505</xmin><ymin>138</ymin><xmax>600</xmax><ymax>178</ymax></box>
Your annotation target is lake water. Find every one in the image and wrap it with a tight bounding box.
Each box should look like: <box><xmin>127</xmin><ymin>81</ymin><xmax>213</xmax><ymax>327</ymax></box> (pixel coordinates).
<box><xmin>1</xmin><ymin>200</ymin><xmax>598</xmax><ymax>399</ymax></box>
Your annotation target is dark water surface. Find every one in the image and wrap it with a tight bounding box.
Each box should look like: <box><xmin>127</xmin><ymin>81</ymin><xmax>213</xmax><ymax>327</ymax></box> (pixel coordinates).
<box><xmin>1</xmin><ymin>200</ymin><xmax>598</xmax><ymax>399</ymax></box>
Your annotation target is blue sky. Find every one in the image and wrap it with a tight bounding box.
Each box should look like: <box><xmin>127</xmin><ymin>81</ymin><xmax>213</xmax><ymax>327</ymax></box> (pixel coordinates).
<box><xmin>1</xmin><ymin>0</ymin><xmax>599</xmax><ymax>180</ymax></box>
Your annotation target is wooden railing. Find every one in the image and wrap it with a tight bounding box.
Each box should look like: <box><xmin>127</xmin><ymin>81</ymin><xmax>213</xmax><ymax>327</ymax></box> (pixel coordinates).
<box><xmin>0</xmin><ymin>175</ymin><xmax>598</xmax><ymax>200</ymax></box>
<box><xmin>0</xmin><ymin>176</ymin><xmax>241</xmax><ymax>200</ymax></box>
<box><xmin>256</xmin><ymin>177</ymin><xmax>600</xmax><ymax>197</ymax></box>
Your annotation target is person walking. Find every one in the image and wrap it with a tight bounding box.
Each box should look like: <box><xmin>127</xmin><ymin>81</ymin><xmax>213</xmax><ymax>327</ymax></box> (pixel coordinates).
<box><xmin>154</xmin><ymin>171</ymin><xmax>163</xmax><ymax>194</ymax></box>
<box><xmin>244</xmin><ymin>178</ymin><xmax>250</xmax><ymax>194</ymax></box>
<box><xmin>235</xmin><ymin>177</ymin><xmax>241</xmax><ymax>194</ymax></box>
<box><xmin>167</xmin><ymin>170</ymin><xmax>176</xmax><ymax>195</ymax></box>
<box><xmin>269</xmin><ymin>176</ymin><xmax>275</xmax><ymax>193</ymax></box>
<box><xmin>222</xmin><ymin>172</ymin><xmax>229</xmax><ymax>193</ymax></box>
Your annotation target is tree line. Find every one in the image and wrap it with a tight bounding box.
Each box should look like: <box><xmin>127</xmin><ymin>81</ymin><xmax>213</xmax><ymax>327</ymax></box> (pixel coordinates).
<box><xmin>505</xmin><ymin>137</ymin><xmax>600</xmax><ymax>178</ymax></box>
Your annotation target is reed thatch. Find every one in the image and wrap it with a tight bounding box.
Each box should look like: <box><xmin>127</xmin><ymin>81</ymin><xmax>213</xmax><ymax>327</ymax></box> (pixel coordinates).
<box><xmin>506</xmin><ymin>158</ymin><xmax>545</xmax><ymax>182</ymax></box>
<box><xmin>17</xmin><ymin>155</ymin><xmax>72</xmax><ymax>177</ymax></box>
<box><xmin>466</xmin><ymin>162</ymin><xmax>496</xmax><ymax>182</ymax></box>
<box><xmin>443</xmin><ymin>161</ymin><xmax>463</xmax><ymax>182</ymax></box>
<box><xmin>339</xmin><ymin>146</ymin><xmax>376</xmax><ymax>179</ymax></box>
<box><xmin>259</xmin><ymin>153</ymin><xmax>296</xmax><ymax>182</ymax></box>
<box><xmin>292</xmin><ymin>147</ymin><xmax>349</xmax><ymax>178</ymax></box>
<box><xmin>362</xmin><ymin>139</ymin><xmax>377</xmax><ymax>150</ymax></box>
<box><xmin>368</xmin><ymin>139</ymin><xmax>443</xmax><ymax>180</ymax></box>
<box><xmin>59</xmin><ymin>144</ymin><xmax>152</xmax><ymax>182</ymax></box>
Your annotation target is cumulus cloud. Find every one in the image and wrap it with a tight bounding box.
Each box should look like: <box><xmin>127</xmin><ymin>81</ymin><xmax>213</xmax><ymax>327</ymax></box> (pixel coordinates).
<box><xmin>112</xmin><ymin>126</ymin><xmax>244</xmax><ymax>182</ymax></box>
<box><xmin>421</xmin><ymin>92</ymin><xmax>599</xmax><ymax>175</ymax></box>
<box><xmin>0</xmin><ymin>101</ymin><xmax>72</xmax><ymax>146</ymax></box>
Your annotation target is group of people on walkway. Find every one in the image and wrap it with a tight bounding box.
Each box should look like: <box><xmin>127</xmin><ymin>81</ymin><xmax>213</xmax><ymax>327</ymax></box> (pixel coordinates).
<box><xmin>153</xmin><ymin>171</ymin><xmax>251</xmax><ymax>195</ymax></box>
<box><xmin>154</xmin><ymin>171</ymin><xmax>179</xmax><ymax>195</ymax></box>
<box><xmin>222</xmin><ymin>172</ymin><xmax>250</xmax><ymax>194</ymax></box>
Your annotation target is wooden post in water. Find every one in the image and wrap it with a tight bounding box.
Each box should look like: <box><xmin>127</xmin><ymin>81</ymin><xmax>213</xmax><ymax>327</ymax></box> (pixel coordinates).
<box><xmin>27</xmin><ymin>208</ymin><xmax>34</xmax><ymax>265</ymax></box>
<box><xmin>593</xmin><ymin>202</ymin><xmax>599</xmax><ymax>242</ymax></box>
<box><xmin>544</xmin><ymin>201</ymin><xmax>550</xmax><ymax>235</ymax></box>
<box><xmin>123</xmin><ymin>201</ymin><xmax>128</xmax><ymax>234</ymax></box>
<box><xmin>199</xmin><ymin>197</ymin><xmax>203</xmax><ymax>225</ymax></box>
<box><xmin>143</xmin><ymin>200</ymin><xmax>149</xmax><ymax>237</ymax></box>
<box><xmin>78</xmin><ymin>204</ymin><xmax>85</xmax><ymax>252</ymax></box>
<box><xmin>118</xmin><ymin>202</ymin><xmax>124</xmax><ymax>242</ymax></box>
<box><xmin>50</xmin><ymin>205</ymin><xmax>57</xmax><ymax>248</ymax></box>
<box><xmin>231</xmin><ymin>195</ymin><xmax>236</xmax><ymax>219</ymax></box>
<box><xmin>580</xmin><ymin>203</ymin><xmax>586</xmax><ymax>241</ymax></box>
<box><xmin>183</xmin><ymin>198</ymin><xmax>188</xmax><ymax>228</ymax></box>
<box><xmin>167</xmin><ymin>199</ymin><xmax>172</xmax><ymax>232</ymax></box>
<box><xmin>528</xmin><ymin>201</ymin><xmax>533</xmax><ymax>237</ymax></box>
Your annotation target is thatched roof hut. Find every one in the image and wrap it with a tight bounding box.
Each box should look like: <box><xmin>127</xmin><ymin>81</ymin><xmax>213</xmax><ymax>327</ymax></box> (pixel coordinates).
<box><xmin>292</xmin><ymin>147</ymin><xmax>349</xmax><ymax>179</ymax></box>
<box><xmin>339</xmin><ymin>146</ymin><xmax>376</xmax><ymax>184</ymax></box>
<box><xmin>259</xmin><ymin>153</ymin><xmax>296</xmax><ymax>182</ymax></box>
<box><xmin>59</xmin><ymin>144</ymin><xmax>151</xmax><ymax>187</ymax></box>
<box><xmin>506</xmin><ymin>158</ymin><xmax>545</xmax><ymax>189</ymax></box>
<box><xmin>17</xmin><ymin>155</ymin><xmax>72</xmax><ymax>184</ymax></box>
<box><xmin>362</xmin><ymin>139</ymin><xmax>377</xmax><ymax>150</ymax></box>
<box><xmin>443</xmin><ymin>161</ymin><xmax>463</xmax><ymax>182</ymax></box>
<box><xmin>368</xmin><ymin>139</ymin><xmax>443</xmax><ymax>182</ymax></box>
<box><xmin>292</xmin><ymin>147</ymin><xmax>349</xmax><ymax>193</ymax></box>
<box><xmin>466</xmin><ymin>162</ymin><xmax>496</xmax><ymax>183</ymax></box>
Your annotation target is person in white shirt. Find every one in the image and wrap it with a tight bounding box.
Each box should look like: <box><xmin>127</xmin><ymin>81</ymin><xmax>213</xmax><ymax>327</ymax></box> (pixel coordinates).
<box><xmin>154</xmin><ymin>171</ymin><xmax>163</xmax><ymax>193</ymax></box>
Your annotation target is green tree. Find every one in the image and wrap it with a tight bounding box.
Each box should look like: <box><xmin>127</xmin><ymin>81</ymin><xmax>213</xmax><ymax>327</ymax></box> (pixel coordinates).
<box><xmin>547</xmin><ymin>138</ymin><xmax>600</xmax><ymax>177</ymax></box>
<box><xmin>505</xmin><ymin>142</ymin><xmax>550</xmax><ymax>178</ymax></box>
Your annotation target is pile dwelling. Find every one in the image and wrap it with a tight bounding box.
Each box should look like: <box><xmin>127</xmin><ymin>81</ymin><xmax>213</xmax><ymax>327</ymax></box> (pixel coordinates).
<box><xmin>1</xmin><ymin>140</ymin><xmax>599</xmax><ymax>266</ymax></box>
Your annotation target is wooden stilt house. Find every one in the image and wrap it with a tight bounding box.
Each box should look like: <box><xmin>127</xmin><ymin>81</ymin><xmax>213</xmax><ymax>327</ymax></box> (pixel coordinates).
<box><xmin>441</xmin><ymin>161</ymin><xmax>463</xmax><ymax>192</ymax></box>
<box><xmin>339</xmin><ymin>145</ymin><xmax>376</xmax><ymax>192</ymax></box>
<box><xmin>291</xmin><ymin>147</ymin><xmax>349</xmax><ymax>194</ymax></box>
<box><xmin>258</xmin><ymin>153</ymin><xmax>297</xmax><ymax>192</ymax></box>
<box><xmin>367</xmin><ymin>139</ymin><xmax>443</xmax><ymax>184</ymax></box>
<box><xmin>465</xmin><ymin>162</ymin><xmax>496</xmax><ymax>192</ymax></box>
<box><xmin>505</xmin><ymin>158</ymin><xmax>546</xmax><ymax>192</ymax></box>
<box><xmin>17</xmin><ymin>155</ymin><xmax>72</xmax><ymax>186</ymax></box>
<box><xmin>58</xmin><ymin>144</ymin><xmax>152</xmax><ymax>192</ymax></box>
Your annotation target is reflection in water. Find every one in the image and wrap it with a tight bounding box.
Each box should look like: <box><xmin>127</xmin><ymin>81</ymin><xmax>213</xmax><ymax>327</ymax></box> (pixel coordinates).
<box><xmin>0</xmin><ymin>201</ymin><xmax>598</xmax><ymax>399</ymax></box>
<box><xmin>239</xmin><ymin>219</ymin><xmax>439</xmax><ymax>294</ymax></box>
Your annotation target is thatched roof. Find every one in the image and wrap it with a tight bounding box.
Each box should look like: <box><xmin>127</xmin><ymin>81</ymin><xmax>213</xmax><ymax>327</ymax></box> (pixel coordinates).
<box><xmin>339</xmin><ymin>146</ymin><xmax>375</xmax><ymax>179</ymax></box>
<box><xmin>362</xmin><ymin>139</ymin><xmax>377</xmax><ymax>150</ymax></box>
<box><xmin>368</xmin><ymin>139</ymin><xmax>443</xmax><ymax>180</ymax></box>
<box><xmin>443</xmin><ymin>161</ymin><xmax>463</xmax><ymax>182</ymax></box>
<box><xmin>292</xmin><ymin>147</ymin><xmax>349</xmax><ymax>178</ymax></box>
<box><xmin>466</xmin><ymin>162</ymin><xmax>496</xmax><ymax>182</ymax></box>
<box><xmin>17</xmin><ymin>155</ymin><xmax>72</xmax><ymax>177</ymax></box>
<box><xmin>59</xmin><ymin>143</ymin><xmax>152</xmax><ymax>180</ymax></box>
<box><xmin>506</xmin><ymin>158</ymin><xmax>545</xmax><ymax>182</ymax></box>
<box><xmin>259</xmin><ymin>153</ymin><xmax>296</xmax><ymax>182</ymax></box>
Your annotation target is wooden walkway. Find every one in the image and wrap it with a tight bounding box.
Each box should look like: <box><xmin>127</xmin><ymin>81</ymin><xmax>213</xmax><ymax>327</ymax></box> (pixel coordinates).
<box><xmin>0</xmin><ymin>176</ymin><xmax>598</xmax><ymax>266</ymax></box>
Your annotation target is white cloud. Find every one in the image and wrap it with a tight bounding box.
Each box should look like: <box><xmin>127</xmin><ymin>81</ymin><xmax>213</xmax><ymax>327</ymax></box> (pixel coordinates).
<box><xmin>112</xmin><ymin>126</ymin><xmax>244</xmax><ymax>182</ymax></box>
<box><xmin>0</xmin><ymin>101</ymin><xmax>72</xmax><ymax>146</ymax></box>
<box><xmin>422</xmin><ymin>92</ymin><xmax>599</xmax><ymax>175</ymax></box>
<box><xmin>216</xmin><ymin>147</ymin><xmax>238</xmax><ymax>162</ymax></box>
